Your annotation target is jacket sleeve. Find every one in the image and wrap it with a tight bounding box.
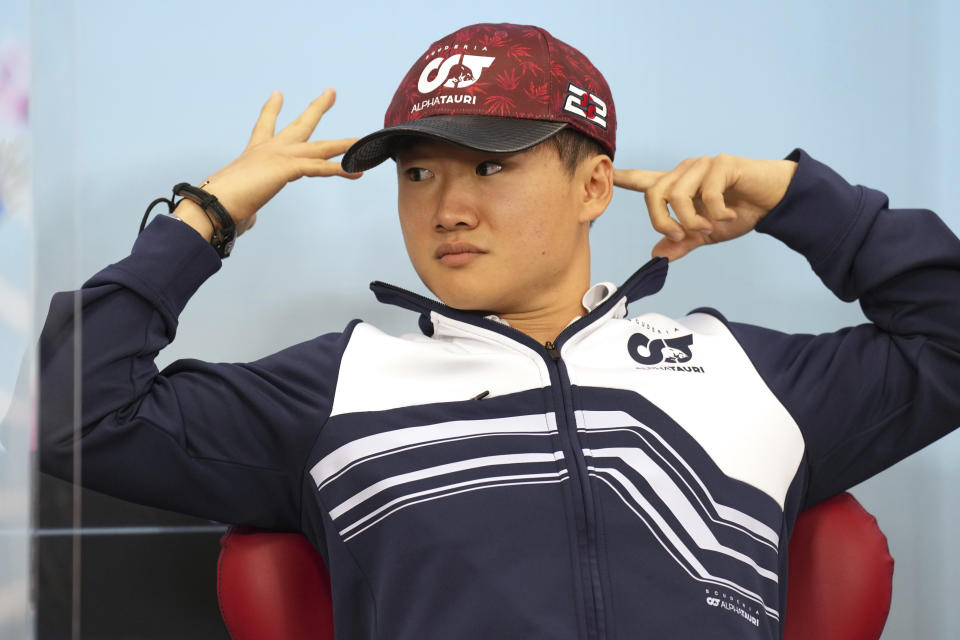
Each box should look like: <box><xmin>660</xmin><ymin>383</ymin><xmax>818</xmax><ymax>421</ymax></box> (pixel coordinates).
<box><xmin>722</xmin><ymin>148</ymin><xmax>960</xmax><ymax>508</ymax></box>
<box><xmin>38</xmin><ymin>215</ymin><xmax>355</xmax><ymax>530</ymax></box>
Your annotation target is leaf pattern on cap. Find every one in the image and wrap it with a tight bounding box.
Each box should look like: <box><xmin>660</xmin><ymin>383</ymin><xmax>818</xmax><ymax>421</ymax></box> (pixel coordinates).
<box><xmin>461</xmin><ymin>81</ymin><xmax>490</xmax><ymax>97</ymax></box>
<box><xmin>479</xmin><ymin>32</ymin><xmax>511</xmax><ymax>47</ymax></box>
<box><xmin>519</xmin><ymin>58</ymin><xmax>544</xmax><ymax>77</ymax></box>
<box><xmin>496</xmin><ymin>68</ymin><xmax>521</xmax><ymax>90</ymax></box>
<box><xmin>550</xmin><ymin>61</ymin><xmax>567</xmax><ymax>80</ymax></box>
<box><xmin>506</xmin><ymin>43</ymin><xmax>532</xmax><ymax>60</ymax></box>
<box><xmin>484</xmin><ymin>94</ymin><xmax>516</xmax><ymax>116</ymax></box>
<box><xmin>524</xmin><ymin>81</ymin><xmax>549</xmax><ymax>105</ymax></box>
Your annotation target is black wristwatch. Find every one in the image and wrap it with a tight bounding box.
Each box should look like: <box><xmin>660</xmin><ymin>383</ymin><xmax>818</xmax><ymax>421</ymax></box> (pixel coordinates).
<box><xmin>172</xmin><ymin>182</ymin><xmax>237</xmax><ymax>258</ymax></box>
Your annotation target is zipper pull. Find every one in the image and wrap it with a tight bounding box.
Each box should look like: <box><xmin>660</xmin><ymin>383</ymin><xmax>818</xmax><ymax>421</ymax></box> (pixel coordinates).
<box><xmin>545</xmin><ymin>341</ymin><xmax>561</xmax><ymax>361</ymax></box>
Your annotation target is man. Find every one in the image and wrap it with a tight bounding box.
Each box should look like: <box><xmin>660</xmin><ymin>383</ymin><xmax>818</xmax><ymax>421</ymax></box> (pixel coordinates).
<box><xmin>39</xmin><ymin>22</ymin><xmax>960</xmax><ymax>639</ymax></box>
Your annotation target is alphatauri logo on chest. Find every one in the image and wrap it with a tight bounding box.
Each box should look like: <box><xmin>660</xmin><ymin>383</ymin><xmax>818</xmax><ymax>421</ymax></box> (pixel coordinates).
<box><xmin>627</xmin><ymin>322</ymin><xmax>705</xmax><ymax>373</ymax></box>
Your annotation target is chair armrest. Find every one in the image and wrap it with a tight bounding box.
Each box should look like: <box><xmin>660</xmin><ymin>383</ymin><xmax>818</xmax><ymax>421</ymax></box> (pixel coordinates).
<box><xmin>783</xmin><ymin>492</ymin><xmax>894</xmax><ymax>640</ymax></box>
<box><xmin>218</xmin><ymin>525</ymin><xmax>335</xmax><ymax>640</ymax></box>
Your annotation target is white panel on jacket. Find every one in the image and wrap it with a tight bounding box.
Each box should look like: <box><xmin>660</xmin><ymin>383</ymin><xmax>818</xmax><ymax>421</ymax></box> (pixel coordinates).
<box><xmin>330</xmin><ymin>318</ymin><xmax>551</xmax><ymax>417</ymax></box>
<box><xmin>563</xmin><ymin>311</ymin><xmax>805</xmax><ymax>509</ymax></box>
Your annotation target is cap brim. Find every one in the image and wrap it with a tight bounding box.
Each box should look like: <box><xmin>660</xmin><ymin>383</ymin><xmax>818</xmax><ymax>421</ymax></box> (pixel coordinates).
<box><xmin>341</xmin><ymin>115</ymin><xmax>568</xmax><ymax>173</ymax></box>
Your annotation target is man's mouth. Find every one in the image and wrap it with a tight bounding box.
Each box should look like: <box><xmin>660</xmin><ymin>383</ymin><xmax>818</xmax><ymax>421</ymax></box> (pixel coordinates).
<box><xmin>435</xmin><ymin>242</ymin><xmax>487</xmax><ymax>267</ymax></box>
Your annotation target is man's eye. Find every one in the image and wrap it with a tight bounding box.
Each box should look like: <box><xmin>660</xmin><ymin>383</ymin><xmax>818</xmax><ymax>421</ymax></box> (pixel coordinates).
<box><xmin>476</xmin><ymin>161</ymin><xmax>503</xmax><ymax>177</ymax></box>
<box><xmin>405</xmin><ymin>167</ymin><xmax>433</xmax><ymax>182</ymax></box>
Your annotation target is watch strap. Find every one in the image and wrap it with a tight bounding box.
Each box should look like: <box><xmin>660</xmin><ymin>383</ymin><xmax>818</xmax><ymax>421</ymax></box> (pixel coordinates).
<box><xmin>172</xmin><ymin>182</ymin><xmax>237</xmax><ymax>258</ymax></box>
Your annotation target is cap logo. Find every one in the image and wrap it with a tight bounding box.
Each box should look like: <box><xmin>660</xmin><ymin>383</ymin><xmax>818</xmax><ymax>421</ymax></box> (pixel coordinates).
<box><xmin>417</xmin><ymin>54</ymin><xmax>496</xmax><ymax>94</ymax></box>
<box><xmin>563</xmin><ymin>83</ymin><xmax>608</xmax><ymax>129</ymax></box>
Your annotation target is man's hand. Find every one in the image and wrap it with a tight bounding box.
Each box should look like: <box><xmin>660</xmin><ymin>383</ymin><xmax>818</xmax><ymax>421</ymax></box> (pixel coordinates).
<box><xmin>174</xmin><ymin>88</ymin><xmax>362</xmax><ymax>241</ymax></box>
<box><xmin>613</xmin><ymin>154</ymin><xmax>798</xmax><ymax>261</ymax></box>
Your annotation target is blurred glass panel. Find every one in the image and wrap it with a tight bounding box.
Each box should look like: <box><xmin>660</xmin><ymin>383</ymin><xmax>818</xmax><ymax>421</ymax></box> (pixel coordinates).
<box><xmin>0</xmin><ymin>2</ymin><xmax>34</xmax><ymax>637</ymax></box>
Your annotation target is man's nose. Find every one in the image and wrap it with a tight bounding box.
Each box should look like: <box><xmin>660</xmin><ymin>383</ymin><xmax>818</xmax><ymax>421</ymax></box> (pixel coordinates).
<box><xmin>432</xmin><ymin>177</ymin><xmax>480</xmax><ymax>231</ymax></box>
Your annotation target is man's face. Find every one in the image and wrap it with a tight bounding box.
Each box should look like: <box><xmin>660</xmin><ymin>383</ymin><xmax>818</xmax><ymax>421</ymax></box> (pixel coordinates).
<box><xmin>395</xmin><ymin>139</ymin><xmax>594</xmax><ymax>315</ymax></box>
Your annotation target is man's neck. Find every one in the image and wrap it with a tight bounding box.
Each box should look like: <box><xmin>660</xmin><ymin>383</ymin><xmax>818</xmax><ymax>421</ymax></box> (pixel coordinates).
<box><xmin>493</xmin><ymin>247</ymin><xmax>594</xmax><ymax>346</ymax></box>
<box><xmin>496</xmin><ymin>294</ymin><xmax>589</xmax><ymax>346</ymax></box>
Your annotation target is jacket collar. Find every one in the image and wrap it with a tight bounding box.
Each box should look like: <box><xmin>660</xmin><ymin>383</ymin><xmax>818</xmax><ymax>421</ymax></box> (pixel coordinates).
<box><xmin>369</xmin><ymin>257</ymin><xmax>669</xmax><ymax>338</ymax></box>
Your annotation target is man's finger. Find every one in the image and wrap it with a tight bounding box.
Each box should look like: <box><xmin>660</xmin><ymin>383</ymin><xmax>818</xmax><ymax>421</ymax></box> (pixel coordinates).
<box><xmin>700</xmin><ymin>162</ymin><xmax>738</xmax><ymax>221</ymax></box>
<box><xmin>289</xmin><ymin>138</ymin><xmax>360</xmax><ymax>159</ymax></box>
<box><xmin>248</xmin><ymin>91</ymin><xmax>283</xmax><ymax>146</ymax></box>
<box><xmin>641</xmin><ymin>168</ymin><xmax>687</xmax><ymax>242</ymax></box>
<box><xmin>613</xmin><ymin>168</ymin><xmax>664</xmax><ymax>192</ymax></box>
<box><xmin>667</xmin><ymin>157</ymin><xmax>713</xmax><ymax>233</ymax></box>
<box><xmin>279</xmin><ymin>88</ymin><xmax>337</xmax><ymax>142</ymax></box>
<box><xmin>651</xmin><ymin>231</ymin><xmax>708</xmax><ymax>262</ymax></box>
<box><xmin>300</xmin><ymin>159</ymin><xmax>364</xmax><ymax>179</ymax></box>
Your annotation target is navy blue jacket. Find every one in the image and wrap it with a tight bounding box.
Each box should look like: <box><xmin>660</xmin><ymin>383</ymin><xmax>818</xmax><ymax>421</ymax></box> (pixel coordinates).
<box><xmin>39</xmin><ymin>149</ymin><xmax>960</xmax><ymax>639</ymax></box>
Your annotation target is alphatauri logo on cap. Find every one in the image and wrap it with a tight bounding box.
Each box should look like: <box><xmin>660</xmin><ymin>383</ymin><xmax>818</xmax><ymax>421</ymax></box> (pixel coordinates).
<box><xmin>418</xmin><ymin>54</ymin><xmax>496</xmax><ymax>93</ymax></box>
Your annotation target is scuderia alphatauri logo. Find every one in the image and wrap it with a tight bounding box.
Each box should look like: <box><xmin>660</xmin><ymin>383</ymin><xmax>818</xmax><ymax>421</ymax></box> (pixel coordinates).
<box><xmin>413</xmin><ymin>50</ymin><xmax>495</xmax><ymax>114</ymax></box>
<box><xmin>417</xmin><ymin>53</ymin><xmax>495</xmax><ymax>92</ymax></box>
<box><xmin>704</xmin><ymin>589</ymin><xmax>761</xmax><ymax>628</ymax></box>
<box><xmin>627</xmin><ymin>329</ymin><xmax>704</xmax><ymax>373</ymax></box>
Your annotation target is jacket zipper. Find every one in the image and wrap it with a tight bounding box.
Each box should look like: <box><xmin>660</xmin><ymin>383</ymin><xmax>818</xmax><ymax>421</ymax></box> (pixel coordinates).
<box><xmin>544</xmin><ymin>340</ymin><xmax>606</xmax><ymax>640</ymax></box>
<box><xmin>545</xmin><ymin>341</ymin><xmax>562</xmax><ymax>360</ymax></box>
<box><xmin>368</xmin><ymin>273</ymin><xmax>676</xmax><ymax>638</ymax></box>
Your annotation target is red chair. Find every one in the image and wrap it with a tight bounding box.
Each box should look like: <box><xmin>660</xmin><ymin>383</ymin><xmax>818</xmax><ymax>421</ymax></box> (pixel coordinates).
<box><xmin>218</xmin><ymin>525</ymin><xmax>334</xmax><ymax>640</ymax></box>
<box><xmin>218</xmin><ymin>492</ymin><xmax>893</xmax><ymax>640</ymax></box>
<box><xmin>782</xmin><ymin>492</ymin><xmax>894</xmax><ymax>639</ymax></box>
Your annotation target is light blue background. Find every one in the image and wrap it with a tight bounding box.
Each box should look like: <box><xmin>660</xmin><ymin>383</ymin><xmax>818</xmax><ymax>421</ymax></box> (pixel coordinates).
<box><xmin>29</xmin><ymin>0</ymin><xmax>960</xmax><ymax>637</ymax></box>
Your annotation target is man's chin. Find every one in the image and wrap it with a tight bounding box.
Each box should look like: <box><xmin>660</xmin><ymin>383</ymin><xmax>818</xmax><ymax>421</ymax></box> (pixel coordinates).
<box><xmin>422</xmin><ymin>271</ymin><xmax>528</xmax><ymax>315</ymax></box>
<box><xmin>436</xmin><ymin>294</ymin><xmax>494</xmax><ymax>313</ymax></box>
<box><xmin>431</xmin><ymin>286</ymin><xmax>504</xmax><ymax>314</ymax></box>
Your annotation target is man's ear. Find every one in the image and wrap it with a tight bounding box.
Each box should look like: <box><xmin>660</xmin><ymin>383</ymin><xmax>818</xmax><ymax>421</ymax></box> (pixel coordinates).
<box><xmin>579</xmin><ymin>154</ymin><xmax>614</xmax><ymax>224</ymax></box>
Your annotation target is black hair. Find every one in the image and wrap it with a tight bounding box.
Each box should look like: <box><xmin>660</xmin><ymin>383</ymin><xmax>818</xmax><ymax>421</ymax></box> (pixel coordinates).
<box><xmin>548</xmin><ymin>127</ymin><xmax>606</xmax><ymax>175</ymax></box>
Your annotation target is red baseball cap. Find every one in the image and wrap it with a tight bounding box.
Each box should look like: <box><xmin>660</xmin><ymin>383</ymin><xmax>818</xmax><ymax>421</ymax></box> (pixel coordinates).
<box><xmin>341</xmin><ymin>23</ymin><xmax>616</xmax><ymax>172</ymax></box>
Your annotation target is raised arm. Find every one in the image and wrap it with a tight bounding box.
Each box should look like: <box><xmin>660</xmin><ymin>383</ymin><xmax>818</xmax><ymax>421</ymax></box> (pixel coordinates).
<box><xmin>614</xmin><ymin>149</ymin><xmax>960</xmax><ymax>506</ymax></box>
<box><xmin>39</xmin><ymin>90</ymin><xmax>362</xmax><ymax>530</ymax></box>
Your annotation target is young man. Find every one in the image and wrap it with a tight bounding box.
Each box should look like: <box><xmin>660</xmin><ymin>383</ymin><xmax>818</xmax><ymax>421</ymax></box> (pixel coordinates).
<box><xmin>39</xmin><ymin>23</ymin><xmax>960</xmax><ymax>639</ymax></box>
